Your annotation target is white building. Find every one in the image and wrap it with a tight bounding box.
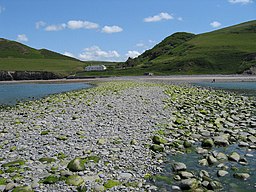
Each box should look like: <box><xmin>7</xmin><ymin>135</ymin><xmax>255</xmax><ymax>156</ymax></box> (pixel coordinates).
<box><xmin>85</xmin><ymin>65</ymin><xmax>107</xmax><ymax>71</ymax></box>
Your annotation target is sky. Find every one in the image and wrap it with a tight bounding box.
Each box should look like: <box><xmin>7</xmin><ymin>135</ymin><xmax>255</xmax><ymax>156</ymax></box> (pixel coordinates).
<box><xmin>0</xmin><ymin>0</ymin><xmax>255</xmax><ymax>62</ymax></box>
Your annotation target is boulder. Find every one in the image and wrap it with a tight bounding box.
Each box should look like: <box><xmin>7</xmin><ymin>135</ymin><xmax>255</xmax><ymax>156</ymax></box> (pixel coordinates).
<box><xmin>67</xmin><ymin>157</ymin><xmax>86</xmax><ymax>172</ymax></box>
<box><xmin>172</xmin><ymin>162</ymin><xmax>187</xmax><ymax>172</ymax></box>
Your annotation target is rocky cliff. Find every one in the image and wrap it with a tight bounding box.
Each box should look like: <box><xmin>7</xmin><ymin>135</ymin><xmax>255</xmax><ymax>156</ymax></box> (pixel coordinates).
<box><xmin>0</xmin><ymin>71</ymin><xmax>61</xmax><ymax>81</ymax></box>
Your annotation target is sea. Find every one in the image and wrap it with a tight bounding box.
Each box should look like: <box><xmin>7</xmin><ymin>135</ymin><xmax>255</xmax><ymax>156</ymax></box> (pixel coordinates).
<box><xmin>193</xmin><ymin>81</ymin><xmax>256</xmax><ymax>97</ymax></box>
<box><xmin>0</xmin><ymin>82</ymin><xmax>93</xmax><ymax>106</ymax></box>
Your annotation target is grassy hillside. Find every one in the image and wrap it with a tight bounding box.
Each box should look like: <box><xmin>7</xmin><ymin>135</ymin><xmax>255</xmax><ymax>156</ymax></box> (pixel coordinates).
<box><xmin>122</xmin><ymin>20</ymin><xmax>256</xmax><ymax>75</ymax></box>
<box><xmin>0</xmin><ymin>38</ymin><xmax>87</xmax><ymax>76</ymax></box>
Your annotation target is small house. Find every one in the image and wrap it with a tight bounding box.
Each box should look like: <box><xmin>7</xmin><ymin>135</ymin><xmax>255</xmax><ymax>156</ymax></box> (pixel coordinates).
<box><xmin>85</xmin><ymin>65</ymin><xmax>107</xmax><ymax>71</ymax></box>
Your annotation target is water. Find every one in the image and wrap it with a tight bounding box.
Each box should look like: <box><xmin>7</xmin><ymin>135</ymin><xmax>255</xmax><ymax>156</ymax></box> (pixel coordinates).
<box><xmin>0</xmin><ymin>82</ymin><xmax>93</xmax><ymax>105</ymax></box>
<box><xmin>153</xmin><ymin>144</ymin><xmax>256</xmax><ymax>192</ymax></box>
<box><xmin>194</xmin><ymin>81</ymin><xmax>256</xmax><ymax>97</ymax></box>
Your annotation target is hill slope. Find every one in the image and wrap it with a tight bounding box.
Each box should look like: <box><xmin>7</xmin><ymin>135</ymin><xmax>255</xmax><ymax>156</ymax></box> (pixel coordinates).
<box><xmin>0</xmin><ymin>38</ymin><xmax>85</xmax><ymax>76</ymax></box>
<box><xmin>125</xmin><ymin>20</ymin><xmax>256</xmax><ymax>75</ymax></box>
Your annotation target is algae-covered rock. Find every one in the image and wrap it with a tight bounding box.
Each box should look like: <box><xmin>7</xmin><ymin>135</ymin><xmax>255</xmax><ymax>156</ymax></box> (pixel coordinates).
<box><xmin>208</xmin><ymin>181</ymin><xmax>223</xmax><ymax>190</ymax></box>
<box><xmin>66</xmin><ymin>175</ymin><xmax>84</xmax><ymax>186</ymax></box>
<box><xmin>67</xmin><ymin>158</ymin><xmax>86</xmax><ymax>172</ymax></box>
<box><xmin>202</xmin><ymin>139</ymin><xmax>214</xmax><ymax>148</ymax></box>
<box><xmin>152</xmin><ymin>135</ymin><xmax>167</xmax><ymax>145</ymax></box>
<box><xmin>12</xmin><ymin>185</ymin><xmax>33</xmax><ymax>192</ymax></box>
<box><xmin>180</xmin><ymin>178</ymin><xmax>199</xmax><ymax>190</ymax></box>
<box><xmin>228</xmin><ymin>152</ymin><xmax>240</xmax><ymax>162</ymax></box>
<box><xmin>104</xmin><ymin>180</ymin><xmax>120</xmax><ymax>189</ymax></box>
<box><xmin>150</xmin><ymin>144</ymin><xmax>164</xmax><ymax>152</ymax></box>
<box><xmin>42</xmin><ymin>175</ymin><xmax>59</xmax><ymax>184</ymax></box>
<box><xmin>233</xmin><ymin>173</ymin><xmax>250</xmax><ymax>180</ymax></box>
<box><xmin>2</xmin><ymin>159</ymin><xmax>26</xmax><ymax>168</ymax></box>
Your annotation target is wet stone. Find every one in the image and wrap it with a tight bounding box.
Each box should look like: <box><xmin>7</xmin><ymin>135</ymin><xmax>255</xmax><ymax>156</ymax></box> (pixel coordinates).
<box><xmin>172</xmin><ymin>162</ymin><xmax>187</xmax><ymax>172</ymax></box>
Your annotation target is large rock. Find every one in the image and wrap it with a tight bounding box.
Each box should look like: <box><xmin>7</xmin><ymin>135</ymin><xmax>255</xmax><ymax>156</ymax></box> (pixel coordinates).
<box><xmin>202</xmin><ymin>138</ymin><xmax>214</xmax><ymax>148</ymax></box>
<box><xmin>172</xmin><ymin>162</ymin><xmax>187</xmax><ymax>172</ymax></box>
<box><xmin>213</xmin><ymin>135</ymin><xmax>229</xmax><ymax>146</ymax></box>
<box><xmin>228</xmin><ymin>152</ymin><xmax>240</xmax><ymax>162</ymax></box>
<box><xmin>66</xmin><ymin>175</ymin><xmax>84</xmax><ymax>186</ymax></box>
<box><xmin>67</xmin><ymin>157</ymin><xmax>86</xmax><ymax>172</ymax></box>
<box><xmin>180</xmin><ymin>178</ymin><xmax>199</xmax><ymax>190</ymax></box>
<box><xmin>152</xmin><ymin>135</ymin><xmax>167</xmax><ymax>145</ymax></box>
<box><xmin>233</xmin><ymin>173</ymin><xmax>250</xmax><ymax>180</ymax></box>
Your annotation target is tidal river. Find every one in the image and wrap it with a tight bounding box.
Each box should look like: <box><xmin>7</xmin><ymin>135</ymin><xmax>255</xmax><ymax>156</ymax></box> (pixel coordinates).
<box><xmin>0</xmin><ymin>82</ymin><xmax>93</xmax><ymax>105</ymax></box>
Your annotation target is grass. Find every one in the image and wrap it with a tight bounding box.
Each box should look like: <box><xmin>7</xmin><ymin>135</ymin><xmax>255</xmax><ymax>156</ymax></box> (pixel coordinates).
<box><xmin>1</xmin><ymin>20</ymin><xmax>255</xmax><ymax>76</ymax></box>
<box><xmin>0</xmin><ymin>58</ymin><xmax>85</xmax><ymax>76</ymax></box>
<box><xmin>122</xmin><ymin>20</ymin><xmax>256</xmax><ymax>75</ymax></box>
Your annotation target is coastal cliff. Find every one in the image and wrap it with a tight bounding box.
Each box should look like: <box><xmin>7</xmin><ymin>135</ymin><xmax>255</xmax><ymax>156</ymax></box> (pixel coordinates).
<box><xmin>0</xmin><ymin>71</ymin><xmax>61</xmax><ymax>81</ymax></box>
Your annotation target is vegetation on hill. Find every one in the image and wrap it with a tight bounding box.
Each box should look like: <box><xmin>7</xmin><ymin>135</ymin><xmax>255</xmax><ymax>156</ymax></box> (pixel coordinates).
<box><xmin>1</xmin><ymin>20</ymin><xmax>256</xmax><ymax>77</ymax></box>
<box><xmin>120</xmin><ymin>20</ymin><xmax>256</xmax><ymax>75</ymax></box>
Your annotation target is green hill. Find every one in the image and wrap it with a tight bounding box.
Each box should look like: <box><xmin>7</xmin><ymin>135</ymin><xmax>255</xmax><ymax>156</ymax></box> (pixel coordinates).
<box><xmin>124</xmin><ymin>20</ymin><xmax>256</xmax><ymax>75</ymax></box>
<box><xmin>0</xmin><ymin>38</ymin><xmax>86</xmax><ymax>76</ymax></box>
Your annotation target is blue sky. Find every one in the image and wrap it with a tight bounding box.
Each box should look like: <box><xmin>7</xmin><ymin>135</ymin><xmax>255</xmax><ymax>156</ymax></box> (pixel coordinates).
<box><xmin>0</xmin><ymin>0</ymin><xmax>255</xmax><ymax>61</ymax></box>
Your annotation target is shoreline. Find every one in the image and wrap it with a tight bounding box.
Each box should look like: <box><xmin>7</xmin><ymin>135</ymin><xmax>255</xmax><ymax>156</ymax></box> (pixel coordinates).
<box><xmin>0</xmin><ymin>74</ymin><xmax>256</xmax><ymax>84</ymax></box>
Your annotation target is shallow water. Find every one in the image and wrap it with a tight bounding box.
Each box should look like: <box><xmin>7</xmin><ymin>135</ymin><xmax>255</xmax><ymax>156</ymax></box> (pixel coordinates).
<box><xmin>153</xmin><ymin>144</ymin><xmax>256</xmax><ymax>192</ymax></box>
<box><xmin>0</xmin><ymin>82</ymin><xmax>93</xmax><ymax>105</ymax></box>
<box><xmin>194</xmin><ymin>81</ymin><xmax>256</xmax><ymax>97</ymax></box>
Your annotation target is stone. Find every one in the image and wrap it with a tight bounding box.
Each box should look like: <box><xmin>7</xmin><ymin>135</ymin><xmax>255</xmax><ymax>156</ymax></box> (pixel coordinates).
<box><xmin>119</xmin><ymin>172</ymin><xmax>133</xmax><ymax>180</ymax></box>
<box><xmin>201</xmin><ymin>138</ymin><xmax>214</xmax><ymax>148</ymax></box>
<box><xmin>228</xmin><ymin>152</ymin><xmax>240</xmax><ymax>162</ymax></box>
<box><xmin>104</xmin><ymin>180</ymin><xmax>121</xmax><ymax>189</ymax></box>
<box><xmin>66</xmin><ymin>175</ymin><xmax>84</xmax><ymax>186</ymax></box>
<box><xmin>196</xmin><ymin>147</ymin><xmax>208</xmax><ymax>154</ymax></box>
<box><xmin>67</xmin><ymin>157</ymin><xmax>86</xmax><ymax>172</ymax></box>
<box><xmin>179</xmin><ymin>171</ymin><xmax>194</xmax><ymax>179</ymax></box>
<box><xmin>152</xmin><ymin>135</ymin><xmax>167</xmax><ymax>145</ymax></box>
<box><xmin>92</xmin><ymin>184</ymin><xmax>105</xmax><ymax>192</ymax></box>
<box><xmin>213</xmin><ymin>135</ymin><xmax>229</xmax><ymax>146</ymax></box>
<box><xmin>217</xmin><ymin>170</ymin><xmax>229</xmax><ymax>177</ymax></box>
<box><xmin>180</xmin><ymin>178</ymin><xmax>199</xmax><ymax>190</ymax></box>
<box><xmin>208</xmin><ymin>181</ymin><xmax>222</xmax><ymax>190</ymax></box>
<box><xmin>172</xmin><ymin>162</ymin><xmax>187</xmax><ymax>172</ymax></box>
<box><xmin>183</xmin><ymin>141</ymin><xmax>192</xmax><ymax>148</ymax></box>
<box><xmin>233</xmin><ymin>173</ymin><xmax>250</xmax><ymax>180</ymax></box>
<box><xmin>4</xmin><ymin>183</ymin><xmax>16</xmax><ymax>191</ymax></box>
<box><xmin>199</xmin><ymin>159</ymin><xmax>209</xmax><ymax>166</ymax></box>
<box><xmin>150</xmin><ymin>144</ymin><xmax>164</xmax><ymax>152</ymax></box>
<box><xmin>97</xmin><ymin>138</ymin><xmax>106</xmax><ymax>145</ymax></box>
<box><xmin>208</xmin><ymin>155</ymin><xmax>218</xmax><ymax>165</ymax></box>
<box><xmin>238</xmin><ymin>141</ymin><xmax>249</xmax><ymax>147</ymax></box>
<box><xmin>199</xmin><ymin>170</ymin><xmax>210</xmax><ymax>178</ymax></box>
<box><xmin>216</xmin><ymin>152</ymin><xmax>228</xmax><ymax>161</ymax></box>
<box><xmin>12</xmin><ymin>185</ymin><xmax>33</xmax><ymax>192</ymax></box>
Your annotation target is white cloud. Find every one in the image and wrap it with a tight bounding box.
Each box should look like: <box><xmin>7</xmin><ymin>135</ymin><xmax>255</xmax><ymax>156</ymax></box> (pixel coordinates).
<box><xmin>79</xmin><ymin>46</ymin><xmax>120</xmax><ymax>61</ymax></box>
<box><xmin>17</xmin><ymin>34</ymin><xmax>28</xmax><ymax>42</ymax></box>
<box><xmin>45</xmin><ymin>24</ymin><xmax>66</xmax><ymax>31</ymax></box>
<box><xmin>0</xmin><ymin>6</ymin><xmax>5</xmax><ymax>13</ymax></box>
<box><xmin>228</xmin><ymin>0</ymin><xmax>253</xmax><ymax>4</ymax></box>
<box><xmin>63</xmin><ymin>51</ymin><xmax>75</xmax><ymax>58</ymax></box>
<box><xmin>144</xmin><ymin>12</ymin><xmax>173</xmax><ymax>22</ymax></box>
<box><xmin>35</xmin><ymin>21</ymin><xmax>46</xmax><ymax>29</ymax></box>
<box><xmin>67</xmin><ymin>20</ymin><xmax>99</xmax><ymax>30</ymax></box>
<box><xmin>210</xmin><ymin>21</ymin><xmax>222</xmax><ymax>28</ymax></box>
<box><xmin>102</xmin><ymin>25</ymin><xmax>123</xmax><ymax>34</ymax></box>
<box><xmin>126</xmin><ymin>51</ymin><xmax>141</xmax><ymax>59</ymax></box>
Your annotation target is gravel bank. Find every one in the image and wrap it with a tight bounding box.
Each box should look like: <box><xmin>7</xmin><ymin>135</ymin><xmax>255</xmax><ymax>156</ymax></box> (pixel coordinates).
<box><xmin>0</xmin><ymin>81</ymin><xmax>172</xmax><ymax>191</ymax></box>
<box><xmin>0</xmin><ymin>80</ymin><xmax>255</xmax><ymax>191</ymax></box>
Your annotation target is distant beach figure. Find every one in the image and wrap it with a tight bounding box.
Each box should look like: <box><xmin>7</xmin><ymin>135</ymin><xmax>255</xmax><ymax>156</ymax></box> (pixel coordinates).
<box><xmin>212</xmin><ymin>79</ymin><xmax>216</xmax><ymax>83</ymax></box>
